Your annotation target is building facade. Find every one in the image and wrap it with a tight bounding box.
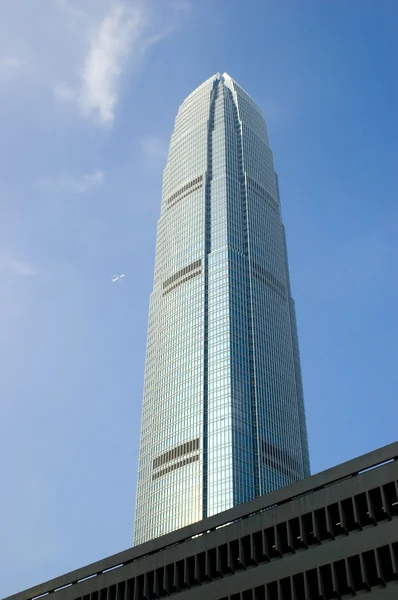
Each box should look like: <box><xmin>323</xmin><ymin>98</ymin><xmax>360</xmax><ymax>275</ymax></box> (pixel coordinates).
<box><xmin>134</xmin><ymin>73</ymin><xmax>310</xmax><ymax>545</ymax></box>
<box><xmin>5</xmin><ymin>442</ymin><xmax>398</xmax><ymax>600</ymax></box>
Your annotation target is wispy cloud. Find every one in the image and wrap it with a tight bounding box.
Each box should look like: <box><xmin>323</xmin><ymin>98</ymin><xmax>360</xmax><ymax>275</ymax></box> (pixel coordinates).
<box><xmin>80</xmin><ymin>4</ymin><xmax>147</xmax><ymax>124</ymax></box>
<box><xmin>0</xmin><ymin>55</ymin><xmax>24</xmax><ymax>72</ymax></box>
<box><xmin>141</xmin><ymin>136</ymin><xmax>169</xmax><ymax>162</ymax></box>
<box><xmin>53</xmin><ymin>3</ymin><xmax>149</xmax><ymax>125</ymax></box>
<box><xmin>53</xmin><ymin>82</ymin><xmax>76</xmax><ymax>104</ymax></box>
<box><xmin>9</xmin><ymin>259</ymin><xmax>37</xmax><ymax>277</ymax></box>
<box><xmin>0</xmin><ymin>254</ymin><xmax>37</xmax><ymax>277</ymax></box>
<box><xmin>55</xmin><ymin>0</ymin><xmax>84</xmax><ymax>18</ymax></box>
<box><xmin>39</xmin><ymin>170</ymin><xmax>105</xmax><ymax>194</ymax></box>
<box><xmin>53</xmin><ymin>1</ymin><xmax>190</xmax><ymax>125</ymax></box>
<box><xmin>171</xmin><ymin>0</ymin><xmax>192</xmax><ymax>14</ymax></box>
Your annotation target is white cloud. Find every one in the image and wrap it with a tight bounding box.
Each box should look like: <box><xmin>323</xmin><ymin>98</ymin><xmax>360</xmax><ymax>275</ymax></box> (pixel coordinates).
<box><xmin>52</xmin><ymin>1</ymin><xmax>190</xmax><ymax>125</ymax></box>
<box><xmin>0</xmin><ymin>55</ymin><xmax>24</xmax><ymax>72</ymax></box>
<box><xmin>79</xmin><ymin>4</ymin><xmax>147</xmax><ymax>124</ymax></box>
<box><xmin>39</xmin><ymin>170</ymin><xmax>105</xmax><ymax>194</ymax></box>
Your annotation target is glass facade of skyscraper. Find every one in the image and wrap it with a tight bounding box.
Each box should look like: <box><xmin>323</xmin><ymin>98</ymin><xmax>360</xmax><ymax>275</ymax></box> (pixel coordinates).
<box><xmin>134</xmin><ymin>73</ymin><xmax>310</xmax><ymax>546</ymax></box>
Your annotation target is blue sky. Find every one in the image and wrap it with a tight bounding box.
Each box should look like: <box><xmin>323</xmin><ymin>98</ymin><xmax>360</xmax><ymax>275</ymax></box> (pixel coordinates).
<box><xmin>0</xmin><ymin>0</ymin><xmax>397</xmax><ymax>595</ymax></box>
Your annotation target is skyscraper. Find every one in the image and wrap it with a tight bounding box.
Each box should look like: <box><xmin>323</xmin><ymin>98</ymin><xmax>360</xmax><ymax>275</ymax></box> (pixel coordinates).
<box><xmin>134</xmin><ymin>73</ymin><xmax>310</xmax><ymax>546</ymax></box>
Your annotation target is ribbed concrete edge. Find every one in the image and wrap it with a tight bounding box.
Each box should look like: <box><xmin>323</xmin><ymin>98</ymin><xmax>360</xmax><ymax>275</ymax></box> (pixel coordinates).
<box><xmin>4</xmin><ymin>441</ymin><xmax>398</xmax><ymax>600</ymax></box>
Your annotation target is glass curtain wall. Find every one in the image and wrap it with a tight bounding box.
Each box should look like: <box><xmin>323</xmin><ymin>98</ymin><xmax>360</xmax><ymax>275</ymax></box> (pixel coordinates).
<box><xmin>134</xmin><ymin>73</ymin><xmax>310</xmax><ymax>546</ymax></box>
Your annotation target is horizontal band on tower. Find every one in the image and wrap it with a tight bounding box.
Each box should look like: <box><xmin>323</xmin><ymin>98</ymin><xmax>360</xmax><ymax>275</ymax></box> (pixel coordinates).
<box><xmin>153</xmin><ymin>438</ymin><xmax>200</xmax><ymax>470</ymax></box>
<box><xmin>246</xmin><ymin>176</ymin><xmax>280</xmax><ymax>214</ymax></box>
<box><xmin>167</xmin><ymin>175</ymin><xmax>203</xmax><ymax>208</ymax></box>
<box><xmin>152</xmin><ymin>454</ymin><xmax>200</xmax><ymax>481</ymax></box>
<box><xmin>163</xmin><ymin>259</ymin><xmax>202</xmax><ymax>295</ymax></box>
<box><xmin>252</xmin><ymin>261</ymin><xmax>286</xmax><ymax>299</ymax></box>
<box><xmin>261</xmin><ymin>440</ymin><xmax>302</xmax><ymax>481</ymax></box>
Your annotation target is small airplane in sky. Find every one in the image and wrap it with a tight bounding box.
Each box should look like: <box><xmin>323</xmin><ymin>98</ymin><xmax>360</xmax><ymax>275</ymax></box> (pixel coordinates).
<box><xmin>112</xmin><ymin>274</ymin><xmax>126</xmax><ymax>283</ymax></box>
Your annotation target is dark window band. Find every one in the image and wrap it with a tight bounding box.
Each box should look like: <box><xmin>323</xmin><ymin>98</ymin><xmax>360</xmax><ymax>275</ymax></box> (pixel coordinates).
<box><xmin>252</xmin><ymin>262</ymin><xmax>286</xmax><ymax>299</ymax></box>
<box><xmin>153</xmin><ymin>438</ymin><xmax>200</xmax><ymax>470</ymax></box>
<box><xmin>246</xmin><ymin>176</ymin><xmax>279</xmax><ymax>214</ymax></box>
<box><xmin>152</xmin><ymin>454</ymin><xmax>199</xmax><ymax>481</ymax></box>
<box><xmin>163</xmin><ymin>259</ymin><xmax>202</xmax><ymax>294</ymax></box>
<box><xmin>167</xmin><ymin>175</ymin><xmax>203</xmax><ymax>208</ymax></box>
<box><xmin>163</xmin><ymin>269</ymin><xmax>202</xmax><ymax>295</ymax></box>
<box><xmin>261</xmin><ymin>440</ymin><xmax>302</xmax><ymax>481</ymax></box>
